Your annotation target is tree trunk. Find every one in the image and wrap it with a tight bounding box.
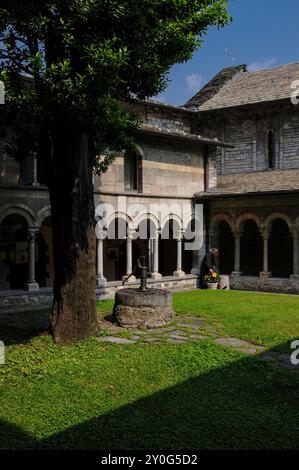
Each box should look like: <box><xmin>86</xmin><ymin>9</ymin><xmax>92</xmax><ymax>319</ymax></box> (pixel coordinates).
<box><xmin>47</xmin><ymin>124</ymin><xmax>99</xmax><ymax>344</ymax></box>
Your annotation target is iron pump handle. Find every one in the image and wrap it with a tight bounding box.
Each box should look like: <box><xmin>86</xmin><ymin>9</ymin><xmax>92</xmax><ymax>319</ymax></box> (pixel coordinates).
<box><xmin>138</xmin><ymin>256</ymin><xmax>148</xmax><ymax>292</ymax></box>
<box><xmin>122</xmin><ymin>255</ymin><xmax>148</xmax><ymax>291</ymax></box>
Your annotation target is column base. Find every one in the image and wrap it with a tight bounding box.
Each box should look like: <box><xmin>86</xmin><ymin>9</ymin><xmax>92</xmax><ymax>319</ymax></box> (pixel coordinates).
<box><xmin>290</xmin><ymin>274</ymin><xmax>299</xmax><ymax>281</ymax></box>
<box><xmin>122</xmin><ymin>274</ymin><xmax>136</xmax><ymax>283</ymax></box>
<box><xmin>231</xmin><ymin>271</ymin><xmax>242</xmax><ymax>277</ymax></box>
<box><xmin>259</xmin><ymin>271</ymin><xmax>272</xmax><ymax>278</ymax></box>
<box><xmin>24</xmin><ymin>282</ymin><xmax>39</xmax><ymax>292</ymax></box>
<box><xmin>96</xmin><ymin>276</ymin><xmax>107</xmax><ymax>287</ymax></box>
<box><xmin>173</xmin><ymin>269</ymin><xmax>186</xmax><ymax>278</ymax></box>
<box><xmin>150</xmin><ymin>272</ymin><xmax>162</xmax><ymax>280</ymax></box>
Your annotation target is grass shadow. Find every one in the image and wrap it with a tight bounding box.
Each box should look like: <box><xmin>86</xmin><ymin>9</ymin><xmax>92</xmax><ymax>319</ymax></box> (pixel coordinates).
<box><xmin>0</xmin><ymin>309</ymin><xmax>50</xmax><ymax>345</ymax></box>
<box><xmin>1</xmin><ymin>341</ymin><xmax>299</xmax><ymax>450</ymax></box>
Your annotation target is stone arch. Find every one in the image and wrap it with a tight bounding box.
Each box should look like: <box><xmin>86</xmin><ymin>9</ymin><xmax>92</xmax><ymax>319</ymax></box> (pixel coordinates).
<box><xmin>210</xmin><ymin>213</ymin><xmax>234</xmax><ymax>232</ymax></box>
<box><xmin>161</xmin><ymin>213</ymin><xmax>184</xmax><ymax>235</ymax></box>
<box><xmin>264</xmin><ymin>212</ymin><xmax>292</xmax><ymax>232</ymax></box>
<box><xmin>236</xmin><ymin>213</ymin><xmax>261</xmax><ymax>232</ymax></box>
<box><xmin>134</xmin><ymin>145</ymin><xmax>145</xmax><ymax>158</ymax></box>
<box><xmin>134</xmin><ymin>212</ymin><xmax>160</xmax><ymax>233</ymax></box>
<box><xmin>0</xmin><ymin>204</ymin><xmax>35</xmax><ymax>226</ymax></box>
<box><xmin>104</xmin><ymin>211</ymin><xmax>133</xmax><ymax>233</ymax></box>
<box><xmin>35</xmin><ymin>205</ymin><xmax>51</xmax><ymax>227</ymax></box>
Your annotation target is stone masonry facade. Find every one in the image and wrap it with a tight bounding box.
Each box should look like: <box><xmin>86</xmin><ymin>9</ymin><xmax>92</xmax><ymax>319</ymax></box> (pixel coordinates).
<box><xmin>1</xmin><ymin>61</ymin><xmax>299</xmax><ymax>308</ymax></box>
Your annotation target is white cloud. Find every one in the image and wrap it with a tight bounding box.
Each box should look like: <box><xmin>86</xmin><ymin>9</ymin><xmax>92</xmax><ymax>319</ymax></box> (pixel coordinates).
<box><xmin>152</xmin><ymin>93</ymin><xmax>168</xmax><ymax>104</ymax></box>
<box><xmin>185</xmin><ymin>73</ymin><xmax>203</xmax><ymax>93</ymax></box>
<box><xmin>248</xmin><ymin>57</ymin><xmax>277</xmax><ymax>72</ymax></box>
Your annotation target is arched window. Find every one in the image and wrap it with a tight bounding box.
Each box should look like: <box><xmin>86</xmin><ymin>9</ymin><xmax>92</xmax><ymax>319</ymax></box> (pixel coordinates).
<box><xmin>267</xmin><ymin>130</ymin><xmax>275</xmax><ymax>169</ymax></box>
<box><xmin>124</xmin><ymin>149</ymin><xmax>142</xmax><ymax>192</ymax></box>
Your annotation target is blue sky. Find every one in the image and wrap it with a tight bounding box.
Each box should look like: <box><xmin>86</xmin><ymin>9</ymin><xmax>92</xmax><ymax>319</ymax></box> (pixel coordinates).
<box><xmin>156</xmin><ymin>0</ymin><xmax>299</xmax><ymax>106</ymax></box>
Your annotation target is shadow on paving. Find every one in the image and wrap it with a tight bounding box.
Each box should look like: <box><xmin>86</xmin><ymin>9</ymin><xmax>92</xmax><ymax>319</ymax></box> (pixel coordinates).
<box><xmin>0</xmin><ymin>309</ymin><xmax>50</xmax><ymax>345</ymax></box>
<box><xmin>1</xmin><ymin>344</ymin><xmax>299</xmax><ymax>450</ymax></box>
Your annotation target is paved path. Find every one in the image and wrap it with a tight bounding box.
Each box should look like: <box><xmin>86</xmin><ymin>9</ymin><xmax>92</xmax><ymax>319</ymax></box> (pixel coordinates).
<box><xmin>97</xmin><ymin>315</ymin><xmax>296</xmax><ymax>371</ymax></box>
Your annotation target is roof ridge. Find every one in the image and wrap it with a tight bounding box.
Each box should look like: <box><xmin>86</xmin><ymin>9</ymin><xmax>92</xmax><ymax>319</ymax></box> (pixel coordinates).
<box><xmin>246</xmin><ymin>60</ymin><xmax>299</xmax><ymax>75</ymax></box>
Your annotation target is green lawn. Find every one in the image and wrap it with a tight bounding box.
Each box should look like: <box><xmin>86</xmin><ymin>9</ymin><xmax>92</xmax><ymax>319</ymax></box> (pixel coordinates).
<box><xmin>1</xmin><ymin>290</ymin><xmax>299</xmax><ymax>450</ymax></box>
<box><xmin>172</xmin><ymin>290</ymin><xmax>299</xmax><ymax>351</ymax></box>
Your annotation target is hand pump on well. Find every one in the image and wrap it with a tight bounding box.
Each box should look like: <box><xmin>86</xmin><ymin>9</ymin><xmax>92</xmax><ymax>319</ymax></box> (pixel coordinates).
<box><xmin>122</xmin><ymin>255</ymin><xmax>148</xmax><ymax>292</ymax></box>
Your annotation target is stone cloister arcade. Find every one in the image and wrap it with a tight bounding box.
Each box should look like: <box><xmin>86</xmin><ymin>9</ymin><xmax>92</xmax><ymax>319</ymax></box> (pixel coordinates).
<box><xmin>209</xmin><ymin>213</ymin><xmax>299</xmax><ymax>280</ymax></box>
<box><xmin>0</xmin><ymin>205</ymin><xmax>53</xmax><ymax>291</ymax></box>
<box><xmin>0</xmin><ymin>205</ymin><xmax>196</xmax><ymax>291</ymax></box>
<box><xmin>96</xmin><ymin>213</ymin><xmax>194</xmax><ymax>286</ymax></box>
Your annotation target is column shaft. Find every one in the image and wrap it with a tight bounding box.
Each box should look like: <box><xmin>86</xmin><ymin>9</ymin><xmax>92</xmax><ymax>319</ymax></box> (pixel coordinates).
<box><xmin>291</xmin><ymin>233</ymin><xmax>299</xmax><ymax>279</ymax></box>
<box><xmin>263</xmin><ymin>238</ymin><xmax>268</xmax><ymax>272</ymax></box>
<box><xmin>150</xmin><ymin>236</ymin><xmax>162</xmax><ymax>279</ymax></box>
<box><xmin>231</xmin><ymin>232</ymin><xmax>242</xmax><ymax>276</ymax></box>
<box><xmin>122</xmin><ymin>235</ymin><xmax>136</xmax><ymax>282</ymax></box>
<box><xmin>96</xmin><ymin>238</ymin><xmax>107</xmax><ymax>287</ymax></box>
<box><xmin>173</xmin><ymin>235</ymin><xmax>185</xmax><ymax>277</ymax></box>
<box><xmin>259</xmin><ymin>233</ymin><xmax>271</xmax><ymax>278</ymax></box>
<box><xmin>24</xmin><ymin>229</ymin><xmax>39</xmax><ymax>291</ymax></box>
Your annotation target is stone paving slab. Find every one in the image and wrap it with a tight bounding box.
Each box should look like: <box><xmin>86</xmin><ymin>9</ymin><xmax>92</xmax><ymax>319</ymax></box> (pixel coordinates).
<box><xmin>96</xmin><ymin>315</ymin><xmax>297</xmax><ymax>371</ymax></box>
<box><xmin>214</xmin><ymin>337</ymin><xmax>255</xmax><ymax>349</ymax></box>
<box><xmin>171</xmin><ymin>330</ymin><xmax>187</xmax><ymax>336</ymax></box>
<box><xmin>234</xmin><ymin>347</ymin><xmax>259</xmax><ymax>356</ymax></box>
<box><xmin>169</xmin><ymin>334</ymin><xmax>188</xmax><ymax>341</ymax></box>
<box><xmin>190</xmin><ymin>334</ymin><xmax>209</xmax><ymax>340</ymax></box>
<box><xmin>97</xmin><ymin>336</ymin><xmax>136</xmax><ymax>344</ymax></box>
<box><xmin>167</xmin><ymin>338</ymin><xmax>186</xmax><ymax>344</ymax></box>
<box><xmin>144</xmin><ymin>337</ymin><xmax>162</xmax><ymax>343</ymax></box>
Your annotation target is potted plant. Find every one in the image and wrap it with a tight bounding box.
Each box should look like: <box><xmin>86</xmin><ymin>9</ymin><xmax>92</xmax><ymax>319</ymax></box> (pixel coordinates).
<box><xmin>205</xmin><ymin>272</ymin><xmax>220</xmax><ymax>290</ymax></box>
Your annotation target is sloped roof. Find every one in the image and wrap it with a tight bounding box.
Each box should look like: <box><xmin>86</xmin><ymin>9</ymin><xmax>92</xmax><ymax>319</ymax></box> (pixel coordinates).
<box><xmin>184</xmin><ymin>65</ymin><xmax>247</xmax><ymax>109</ymax></box>
<box><xmin>185</xmin><ymin>62</ymin><xmax>299</xmax><ymax>111</ymax></box>
<box><xmin>136</xmin><ymin>124</ymin><xmax>232</xmax><ymax>147</ymax></box>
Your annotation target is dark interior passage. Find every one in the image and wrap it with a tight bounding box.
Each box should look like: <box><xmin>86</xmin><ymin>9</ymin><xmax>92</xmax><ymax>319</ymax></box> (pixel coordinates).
<box><xmin>240</xmin><ymin>220</ymin><xmax>263</xmax><ymax>276</ymax></box>
<box><xmin>218</xmin><ymin>221</ymin><xmax>234</xmax><ymax>274</ymax></box>
<box><xmin>269</xmin><ymin>218</ymin><xmax>293</xmax><ymax>278</ymax></box>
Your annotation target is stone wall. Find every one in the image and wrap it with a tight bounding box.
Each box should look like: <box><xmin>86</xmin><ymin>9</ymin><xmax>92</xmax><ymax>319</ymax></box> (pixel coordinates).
<box><xmin>0</xmin><ymin>289</ymin><xmax>53</xmax><ymax>313</ymax></box>
<box><xmin>0</xmin><ymin>275</ymin><xmax>199</xmax><ymax>313</ymax></box>
<box><xmin>95</xmin><ymin>134</ymin><xmax>205</xmax><ymax>198</ymax></box>
<box><xmin>134</xmin><ymin>101</ymin><xmax>193</xmax><ymax>134</ymax></box>
<box><xmin>196</xmin><ymin>102</ymin><xmax>299</xmax><ymax>179</ymax></box>
<box><xmin>231</xmin><ymin>275</ymin><xmax>299</xmax><ymax>295</ymax></box>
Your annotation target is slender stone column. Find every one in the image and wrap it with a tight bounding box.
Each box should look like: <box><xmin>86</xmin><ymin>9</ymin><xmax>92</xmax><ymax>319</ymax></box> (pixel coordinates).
<box><xmin>123</xmin><ymin>233</ymin><xmax>136</xmax><ymax>282</ymax></box>
<box><xmin>173</xmin><ymin>232</ymin><xmax>185</xmax><ymax>278</ymax></box>
<box><xmin>291</xmin><ymin>228</ymin><xmax>299</xmax><ymax>280</ymax></box>
<box><xmin>231</xmin><ymin>230</ymin><xmax>242</xmax><ymax>277</ymax></box>
<box><xmin>150</xmin><ymin>233</ymin><xmax>162</xmax><ymax>280</ymax></box>
<box><xmin>24</xmin><ymin>228</ymin><xmax>39</xmax><ymax>291</ymax></box>
<box><xmin>31</xmin><ymin>152</ymin><xmax>39</xmax><ymax>187</ymax></box>
<box><xmin>96</xmin><ymin>238</ymin><xmax>107</xmax><ymax>287</ymax></box>
<box><xmin>259</xmin><ymin>229</ymin><xmax>272</xmax><ymax>278</ymax></box>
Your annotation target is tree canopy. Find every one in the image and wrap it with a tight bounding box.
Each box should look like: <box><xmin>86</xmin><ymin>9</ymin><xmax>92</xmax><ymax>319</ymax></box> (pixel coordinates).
<box><xmin>0</xmin><ymin>0</ymin><xmax>230</xmax><ymax>343</ymax></box>
<box><xmin>0</xmin><ymin>0</ymin><xmax>230</xmax><ymax>166</ymax></box>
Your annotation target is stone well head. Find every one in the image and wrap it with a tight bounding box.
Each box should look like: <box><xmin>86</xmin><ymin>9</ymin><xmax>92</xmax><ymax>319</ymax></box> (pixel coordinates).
<box><xmin>113</xmin><ymin>255</ymin><xmax>174</xmax><ymax>328</ymax></box>
<box><xmin>113</xmin><ymin>288</ymin><xmax>174</xmax><ymax>329</ymax></box>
